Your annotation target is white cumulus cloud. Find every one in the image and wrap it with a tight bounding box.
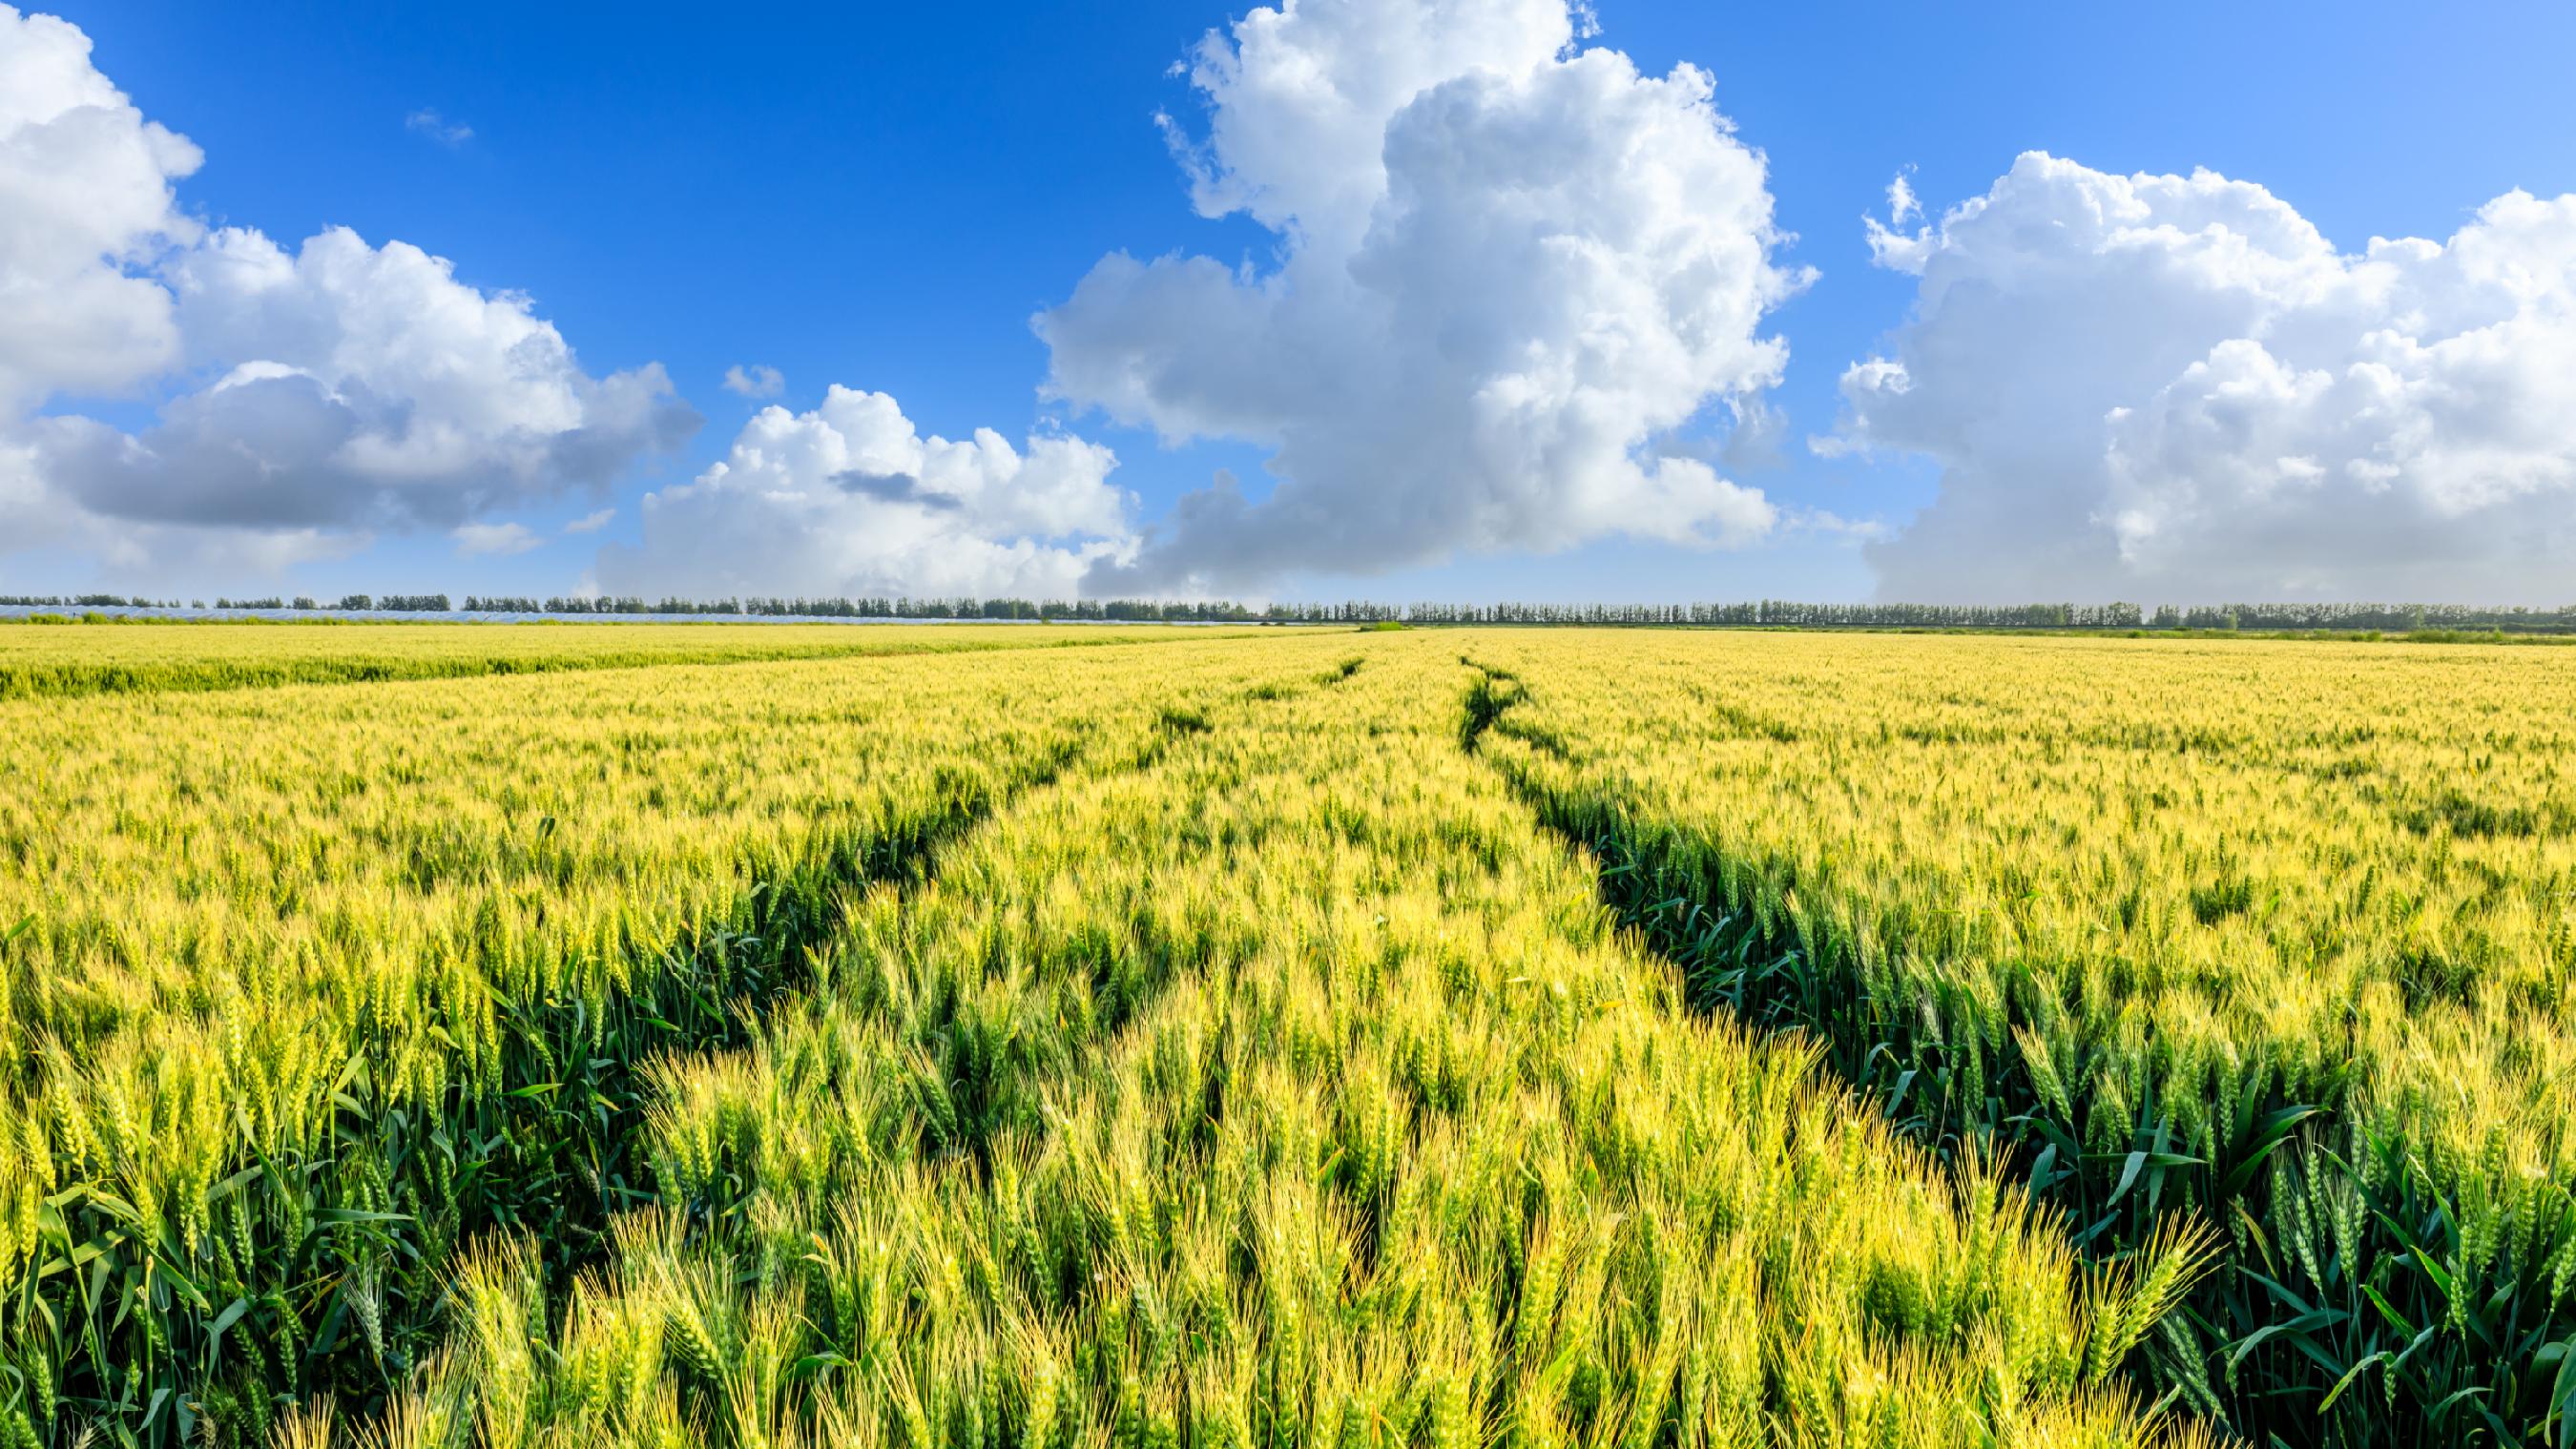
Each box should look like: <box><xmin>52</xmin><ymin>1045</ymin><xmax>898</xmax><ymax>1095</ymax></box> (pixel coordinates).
<box><xmin>1839</xmin><ymin>152</ymin><xmax>2576</xmax><ymax>603</ymax></box>
<box><xmin>34</xmin><ymin>224</ymin><xmax>698</xmax><ymax>531</ymax></box>
<box><xmin>0</xmin><ymin>8</ymin><xmax>696</xmax><ymax>582</ymax></box>
<box><xmin>563</xmin><ymin>507</ymin><xmax>615</xmax><ymax>534</ymax></box>
<box><xmin>595</xmin><ymin>385</ymin><xmax>1133</xmax><ymax>600</ymax></box>
<box><xmin>1037</xmin><ymin>0</ymin><xmax>1800</xmax><ymax>595</ymax></box>
<box><xmin>0</xmin><ymin>4</ymin><xmax>199</xmax><ymax>411</ymax></box>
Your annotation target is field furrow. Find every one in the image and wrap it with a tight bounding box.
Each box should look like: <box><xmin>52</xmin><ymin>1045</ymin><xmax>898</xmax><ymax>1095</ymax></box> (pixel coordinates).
<box><xmin>13</xmin><ymin>622</ymin><xmax>2565</xmax><ymax>1449</ymax></box>
<box><xmin>1465</xmin><ymin>631</ymin><xmax>2576</xmax><ymax>1447</ymax></box>
<box><xmin>0</xmin><ymin>632</ymin><xmax>1347</xmax><ymax>1443</ymax></box>
<box><xmin>337</xmin><ymin>639</ymin><xmax>2207</xmax><ymax>1449</ymax></box>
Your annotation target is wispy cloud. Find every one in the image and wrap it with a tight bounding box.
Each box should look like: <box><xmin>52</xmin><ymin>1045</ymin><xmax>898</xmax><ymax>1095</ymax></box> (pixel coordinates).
<box><xmin>722</xmin><ymin>363</ymin><xmax>785</xmax><ymax>398</ymax></box>
<box><xmin>1790</xmin><ymin>507</ymin><xmax>1893</xmax><ymax>543</ymax></box>
<box><xmin>452</xmin><ymin>521</ymin><xmax>539</xmax><ymax>556</ymax></box>
<box><xmin>405</xmin><ymin>109</ymin><xmax>473</xmax><ymax>147</ymax></box>
<box><xmin>562</xmin><ymin>507</ymin><xmax>616</xmax><ymax>535</ymax></box>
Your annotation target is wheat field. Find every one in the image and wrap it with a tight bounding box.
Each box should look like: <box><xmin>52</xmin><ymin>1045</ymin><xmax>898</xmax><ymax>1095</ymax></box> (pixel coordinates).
<box><xmin>0</xmin><ymin>622</ymin><xmax>1258</xmax><ymax>700</ymax></box>
<box><xmin>3</xmin><ymin>624</ymin><xmax>2569</xmax><ymax>1447</ymax></box>
<box><xmin>1471</xmin><ymin>631</ymin><xmax>2576</xmax><ymax>1444</ymax></box>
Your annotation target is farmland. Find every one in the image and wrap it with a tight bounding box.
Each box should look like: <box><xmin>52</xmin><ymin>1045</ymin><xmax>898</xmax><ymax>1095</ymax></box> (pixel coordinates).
<box><xmin>1472</xmin><ymin>632</ymin><xmax>2576</xmax><ymax>1444</ymax></box>
<box><xmin>2</xmin><ymin>625</ymin><xmax>2571</xmax><ymax>1447</ymax></box>
<box><xmin>0</xmin><ymin>623</ymin><xmax>1261</xmax><ymax>701</ymax></box>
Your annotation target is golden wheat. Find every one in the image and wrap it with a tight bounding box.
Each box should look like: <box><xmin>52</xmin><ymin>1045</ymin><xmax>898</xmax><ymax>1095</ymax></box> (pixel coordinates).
<box><xmin>1469</xmin><ymin>630</ymin><xmax>2576</xmax><ymax>1441</ymax></box>
<box><xmin>0</xmin><ymin>628</ymin><xmax>1343</xmax><ymax>1445</ymax></box>
<box><xmin>0</xmin><ymin>620</ymin><xmax>1260</xmax><ymax>698</ymax></box>
<box><xmin>408</xmin><ymin>637</ymin><xmax>2210</xmax><ymax>1449</ymax></box>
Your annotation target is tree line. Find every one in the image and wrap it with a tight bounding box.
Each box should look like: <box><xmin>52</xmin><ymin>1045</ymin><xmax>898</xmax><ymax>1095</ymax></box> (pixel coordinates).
<box><xmin>8</xmin><ymin>591</ymin><xmax>2574</xmax><ymax>631</ymax></box>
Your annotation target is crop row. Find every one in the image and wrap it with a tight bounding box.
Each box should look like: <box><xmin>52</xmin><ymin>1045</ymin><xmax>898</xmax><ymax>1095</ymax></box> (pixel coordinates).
<box><xmin>280</xmin><ymin>638</ymin><xmax>2212</xmax><ymax>1449</ymax></box>
<box><xmin>0</xmin><ymin>633</ymin><xmax>1344</xmax><ymax>1444</ymax></box>
<box><xmin>1466</xmin><ymin>631</ymin><xmax>2576</xmax><ymax>1446</ymax></box>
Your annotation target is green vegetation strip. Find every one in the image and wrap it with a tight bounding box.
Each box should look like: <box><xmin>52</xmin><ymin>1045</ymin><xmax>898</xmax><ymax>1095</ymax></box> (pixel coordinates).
<box><xmin>1465</xmin><ymin>662</ymin><xmax>2576</xmax><ymax>1449</ymax></box>
<box><xmin>0</xmin><ymin>642</ymin><xmax>1344</xmax><ymax>1448</ymax></box>
<box><xmin>353</xmin><ymin>642</ymin><xmax>2204</xmax><ymax>1449</ymax></box>
<box><xmin>14</xmin><ymin>748</ymin><xmax>1046</xmax><ymax>1445</ymax></box>
<box><xmin>0</xmin><ymin>623</ymin><xmax>1263</xmax><ymax>700</ymax></box>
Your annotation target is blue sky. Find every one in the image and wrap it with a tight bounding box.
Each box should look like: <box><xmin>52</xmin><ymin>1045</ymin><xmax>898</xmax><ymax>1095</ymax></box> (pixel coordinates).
<box><xmin>11</xmin><ymin>0</ymin><xmax>2576</xmax><ymax>604</ymax></box>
